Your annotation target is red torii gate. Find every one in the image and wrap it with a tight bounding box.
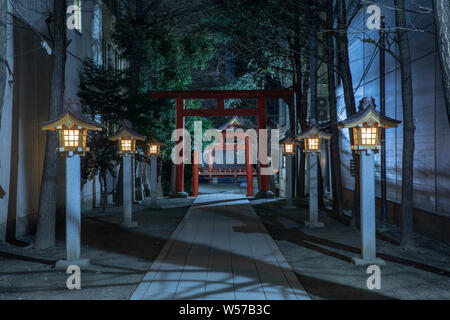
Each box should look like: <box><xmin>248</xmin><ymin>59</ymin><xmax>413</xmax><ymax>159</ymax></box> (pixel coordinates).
<box><xmin>149</xmin><ymin>90</ymin><xmax>294</xmax><ymax>197</ymax></box>
<box><xmin>196</xmin><ymin>127</ymin><xmax>256</xmax><ymax>196</ymax></box>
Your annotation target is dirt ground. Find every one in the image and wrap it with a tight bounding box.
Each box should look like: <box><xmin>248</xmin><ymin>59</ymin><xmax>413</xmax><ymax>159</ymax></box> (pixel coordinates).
<box><xmin>0</xmin><ymin>198</ymin><xmax>193</xmax><ymax>300</ymax></box>
<box><xmin>251</xmin><ymin>199</ymin><xmax>450</xmax><ymax>300</ymax></box>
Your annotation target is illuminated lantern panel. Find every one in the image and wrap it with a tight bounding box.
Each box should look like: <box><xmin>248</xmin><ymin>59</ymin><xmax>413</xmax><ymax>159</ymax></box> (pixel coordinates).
<box><xmin>307</xmin><ymin>138</ymin><xmax>320</xmax><ymax>151</ymax></box>
<box><xmin>284</xmin><ymin>143</ymin><xmax>294</xmax><ymax>154</ymax></box>
<box><xmin>63</xmin><ymin>130</ymin><xmax>80</xmax><ymax>147</ymax></box>
<box><xmin>121</xmin><ymin>139</ymin><xmax>133</xmax><ymax>152</ymax></box>
<box><xmin>58</xmin><ymin>127</ymin><xmax>87</xmax><ymax>151</ymax></box>
<box><xmin>149</xmin><ymin>143</ymin><xmax>160</xmax><ymax>155</ymax></box>
<box><xmin>280</xmin><ymin>136</ymin><xmax>297</xmax><ymax>155</ymax></box>
<box><xmin>360</xmin><ymin>127</ymin><xmax>377</xmax><ymax>145</ymax></box>
<box><xmin>352</xmin><ymin>126</ymin><xmax>380</xmax><ymax>150</ymax></box>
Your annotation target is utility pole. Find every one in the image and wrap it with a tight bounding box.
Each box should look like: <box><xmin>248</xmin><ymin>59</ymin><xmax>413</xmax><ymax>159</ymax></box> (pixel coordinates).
<box><xmin>379</xmin><ymin>17</ymin><xmax>387</xmax><ymax>226</ymax></box>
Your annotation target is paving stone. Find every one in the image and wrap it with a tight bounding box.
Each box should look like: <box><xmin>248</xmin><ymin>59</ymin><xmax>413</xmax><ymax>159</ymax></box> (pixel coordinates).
<box><xmin>131</xmin><ymin>194</ymin><xmax>310</xmax><ymax>300</ymax></box>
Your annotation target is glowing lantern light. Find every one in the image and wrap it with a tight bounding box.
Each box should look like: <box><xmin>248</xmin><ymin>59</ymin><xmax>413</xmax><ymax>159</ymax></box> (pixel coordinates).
<box><xmin>280</xmin><ymin>135</ymin><xmax>298</xmax><ymax>156</ymax></box>
<box><xmin>297</xmin><ymin>124</ymin><xmax>331</xmax><ymax>154</ymax></box>
<box><xmin>338</xmin><ymin>97</ymin><xmax>400</xmax><ymax>152</ymax></box>
<box><xmin>109</xmin><ymin>120</ymin><xmax>146</xmax><ymax>155</ymax></box>
<box><xmin>41</xmin><ymin>104</ymin><xmax>102</xmax><ymax>155</ymax></box>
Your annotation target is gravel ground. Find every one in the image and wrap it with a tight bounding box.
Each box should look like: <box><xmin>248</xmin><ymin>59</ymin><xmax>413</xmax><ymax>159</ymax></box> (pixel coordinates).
<box><xmin>251</xmin><ymin>199</ymin><xmax>450</xmax><ymax>300</ymax></box>
<box><xmin>0</xmin><ymin>198</ymin><xmax>193</xmax><ymax>300</ymax></box>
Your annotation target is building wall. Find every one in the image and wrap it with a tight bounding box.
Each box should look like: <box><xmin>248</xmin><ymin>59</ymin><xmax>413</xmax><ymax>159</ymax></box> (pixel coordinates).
<box><xmin>0</xmin><ymin>0</ymin><xmax>104</xmax><ymax>241</ymax></box>
<box><xmin>13</xmin><ymin>18</ymin><xmax>52</xmax><ymax>236</ymax></box>
<box><xmin>0</xmin><ymin>1</ymin><xmax>15</xmax><ymax>241</ymax></box>
<box><xmin>337</xmin><ymin>0</ymin><xmax>450</xmax><ymax>241</ymax></box>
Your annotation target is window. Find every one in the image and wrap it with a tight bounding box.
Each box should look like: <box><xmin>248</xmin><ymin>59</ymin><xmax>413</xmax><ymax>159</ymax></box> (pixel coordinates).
<box><xmin>64</xmin><ymin>130</ymin><xmax>80</xmax><ymax>147</ymax></box>
<box><xmin>73</xmin><ymin>0</ymin><xmax>82</xmax><ymax>33</ymax></box>
<box><xmin>361</xmin><ymin>127</ymin><xmax>377</xmax><ymax>145</ymax></box>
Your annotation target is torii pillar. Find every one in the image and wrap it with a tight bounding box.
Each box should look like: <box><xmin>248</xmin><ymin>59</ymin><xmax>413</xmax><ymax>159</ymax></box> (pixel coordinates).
<box><xmin>172</xmin><ymin>97</ymin><xmax>188</xmax><ymax>198</ymax></box>
<box><xmin>255</xmin><ymin>97</ymin><xmax>274</xmax><ymax>198</ymax></box>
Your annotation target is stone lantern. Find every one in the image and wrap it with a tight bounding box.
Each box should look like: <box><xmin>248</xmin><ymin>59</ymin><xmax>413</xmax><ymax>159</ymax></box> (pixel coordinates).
<box><xmin>147</xmin><ymin>137</ymin><xmax>165</xmax><ymax>156</ymax></box>
<box><xmin>146</xmin><ymin>135</ymin><xmax>166</xmax><ymax>207</ymax></box>
<box><xmin>280</xmin><ymin>135</ymin><xmax>297</xmax><ymax>156</ymax></box>
<box><xmin>338</xmin><ymin>97</ymin><xmax>400</xmax><ymax>265</ymax></box>
<box><xmin>41</xmin><ymin>104</ymin><xmax>103</xmax><ymax>268</ymax></box>
<box><xmin>280</xmin><ymin>134</ymin><xmax>298</xmax><ymax>207</ymax></box>
<box><xmin>297</xmin><ymin>124</ymin><xmax>332</xmax><ymax>228</ymax></box>
<box><xmin>109</xmin><ymin>120</ymin><xmax>146</xmax><ymax>228</ymax></box>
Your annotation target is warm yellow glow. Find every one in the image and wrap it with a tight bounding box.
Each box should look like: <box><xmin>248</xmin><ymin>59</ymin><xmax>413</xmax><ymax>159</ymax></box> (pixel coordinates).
<box><xmin>285</xmin><ymin>143</ymin><xmax>294</xmax><ymax>154</ymax></box>
<box><xmin>308</xmin><ymin>138</ymin><xmax>319</xmax><ymax>150</ymax></box>
<box><xmin>149</xmin><ymin>144</ymin><xmax>158</xmax><ymax>154</ymax></box>
<box><xmin>361</xmin><ymin>127</ymin><xmax>377</xmax><ymax>145</ymax></box>
<box><xmin>63</xmin><ymin>130</ymin><xmax>80</xmax><ymax>147</ymax></box>
<box><xmin>121</xmin><ymin>140</ymin><xmax>132</xmax><ymax>151</ymax></box>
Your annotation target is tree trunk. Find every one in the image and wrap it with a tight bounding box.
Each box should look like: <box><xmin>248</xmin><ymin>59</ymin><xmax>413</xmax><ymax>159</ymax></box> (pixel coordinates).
<box><xmin>395</xmin><ymin>0</ymin><xmax>415</xmax><ymax>248</ymax></box>
<box><xmin>100</xmin><ymin>172</ymin><xmax>108</xmax><ymax>212</ymax></box>
<box><xmin>295</xmin><ymin>64</ymin><xmax>309</xmax><ymax>199</ymax></box>
<box><xmin>34</xmin><ymin>0</ymin><xmax>67</xmax><ymax>250</ymax></box>
<box><xmin>0</xmin><ymin>0</ymin><xmax>6</xmax><ymax>126</ymax></box>
<box><xmin>325</xmin><ymin>0</ymin><xmax>344</xmax><ymax>216</ymax></box>
<box><xmin>309</xmin><ymin>4</ymin><xmax>318</xmax><ymax>123</ymax></box>
<box><xmin>433</xmin><ymin>0</ymin><xmax>450</xmax><ymax>125</ymax></box>
<box><xmin>309</xmin><ymin>4</ymin><xmax>324</xmax><ymax>208</ymax></box>
<box><xmin>337</xmin><ymin>0</ymin><xmax>360</xmax><ymax>227</ymax></box>
<box><xmin>129</xmin><ymin>0</ymin><xmax>145</xmax><ymax>98</ymax></box>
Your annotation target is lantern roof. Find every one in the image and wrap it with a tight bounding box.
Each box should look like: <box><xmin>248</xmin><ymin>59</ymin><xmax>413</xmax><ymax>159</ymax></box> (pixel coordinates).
<box><xmin>217</xmin><ymin>116</ymin><xmax>250</xmax><ymax>131</ymax></box>
<box><xmin>147</xmin><ymin>130</ymin><xmax>167</xmax><ymax>146</ymax></box>
<box><xmin>338</xmin><ymin>97</ymin><xmax>401</xmax><ymax>129</ymax></box>
<box><xmin>147</xmin><ymin>136</ymin><xmax>167</xmax><ymax>146</ymax></box>
<box><xmin>41</xmin><ymin>103</ymin><xmax>103</xmax><ymax>131</ymax></box>
<box><xmin>279</xmin><ymin>134</ymin><xmax>299</xmax><ymax>145</ymax></box>
<box><xmin>109</xmin><ymin>120</ymin><xmax>146</xmax><ymax>141</ymax></box>
<box><xmin>296</xmin><ymin>124</ymin><xmax>332</xmax><ymax>140</ymax></box>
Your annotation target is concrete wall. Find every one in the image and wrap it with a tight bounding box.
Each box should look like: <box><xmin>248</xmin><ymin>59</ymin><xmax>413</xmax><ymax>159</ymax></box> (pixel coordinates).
<box><xmin>337</xmin><ymin>0</ymin><xmax>450</xmax><ymax>241</ymax></box>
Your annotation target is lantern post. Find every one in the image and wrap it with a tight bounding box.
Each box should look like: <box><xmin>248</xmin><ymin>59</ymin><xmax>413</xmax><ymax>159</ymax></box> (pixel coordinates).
<box><xmin>280</xmin><ymin>135</ymin><xmax>298</xmax><ymax>208</ymax></box>
<box><xmin>109</xmin><ymin>121</ymin><xmax>146</xmax><ymax>228</ymax></box>
<box><xmin>338</xmin><ymin>97</ymin><xmax>400</xmax><ymax>265</ymax></box>
<box><xmin>147</xmin><ymin>136</ymin><xmax>165</xmax><ymax>207</ymax></box>
<box><xmin>40</xmin><ymin>104</ymin><xmax>103</xmax><ymax>268</ymax></box>
<box><xmin>297</xmin><ymin>124</ymin><xmax>332</xmax><ymax>228</ymax></box>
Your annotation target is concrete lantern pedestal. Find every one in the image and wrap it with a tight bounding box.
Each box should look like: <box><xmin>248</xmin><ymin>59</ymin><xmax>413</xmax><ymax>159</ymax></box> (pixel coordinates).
<box><xmin>282</xmin><ymin>155</ymin><xmax>296</xmax><ymax>209</ymax></box>
<box><xmin>120</xmin><ymin>154</ymin><xmax>138</xmax><ymax>228</ymax></box>
<box><xmin>305</xmin><ymin>154</ymin><xmax>324</xmax><ymax>228</ymax></box>
<box><xmin>352</xmin><ymin>150</ymin><xmax>385</xmax><ymax>266</ymax></box>
<box><xmin>150</xmin><ymin>155</ymin><xmax>160</xmax><ymax>208</ymax></box>
<box><xmin>55</xmin><ymin>154</ymin><xmax>90</xmax><ymax>270</ymax></box>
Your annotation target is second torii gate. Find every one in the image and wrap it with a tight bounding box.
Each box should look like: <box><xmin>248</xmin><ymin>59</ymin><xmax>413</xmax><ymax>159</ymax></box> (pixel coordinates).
<box><xmin>196</xmin><ymin>121</ymin><xmax>257</xmax><ymax>196</ymax></box>
<box><xmin>149</xmin><ymin>90</ymin><xmax>294</xmax><ymax>197</ymax></box>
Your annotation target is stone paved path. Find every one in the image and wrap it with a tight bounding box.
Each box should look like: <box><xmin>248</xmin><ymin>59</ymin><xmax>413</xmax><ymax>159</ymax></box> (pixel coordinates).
<box><xmin>131</xmin><ymin>194</ymin><xmax>310</xmax><ymax>300</ymax></box>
